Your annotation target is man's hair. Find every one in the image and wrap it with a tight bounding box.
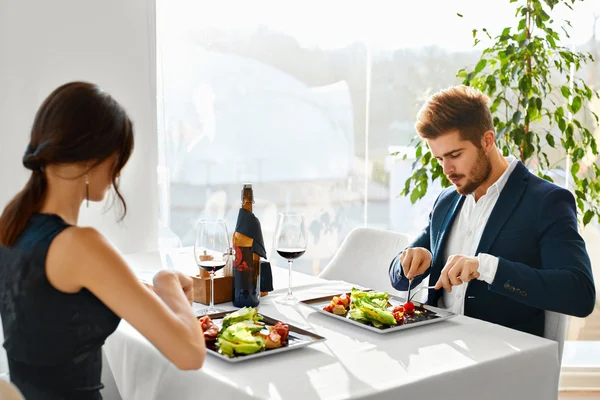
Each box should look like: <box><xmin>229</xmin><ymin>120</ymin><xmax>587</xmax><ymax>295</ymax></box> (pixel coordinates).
<box><xmin>415</xmin><ymin>85</ymin><xmax>494</xmax><ymax>146</ymax></box>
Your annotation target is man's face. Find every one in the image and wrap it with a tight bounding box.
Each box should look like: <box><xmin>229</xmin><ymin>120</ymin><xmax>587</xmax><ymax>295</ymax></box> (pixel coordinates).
<box><xmin>426</xmin><ymin>130</ymin><xmax>491</xmax><ymax>195</ymax></box>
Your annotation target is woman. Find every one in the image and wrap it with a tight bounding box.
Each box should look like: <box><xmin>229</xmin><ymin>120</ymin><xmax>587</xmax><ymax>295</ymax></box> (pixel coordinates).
<box><xmin>0</xmin><ymin>82</ymin><xmax>205</xmax><ymax>399</ymax></box>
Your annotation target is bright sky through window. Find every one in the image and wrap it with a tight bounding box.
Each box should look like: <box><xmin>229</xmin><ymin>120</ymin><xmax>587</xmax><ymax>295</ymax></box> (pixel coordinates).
<box><xmin>160</xmin><ymin>0</ymin><xmax>600</xmax><ymax>51</ymax></box>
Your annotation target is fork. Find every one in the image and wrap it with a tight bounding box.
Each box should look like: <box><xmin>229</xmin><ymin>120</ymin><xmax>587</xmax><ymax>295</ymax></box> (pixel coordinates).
<box><xmin>407</xmin><ymin>285</ymin><xmax>437</xmax><ymax>302</ymax></box>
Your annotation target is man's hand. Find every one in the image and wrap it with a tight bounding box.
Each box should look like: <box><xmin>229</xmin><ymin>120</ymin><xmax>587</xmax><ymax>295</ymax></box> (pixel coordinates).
<box><xmin>400</xmin><ymin>247</ymin><xmax>432</xmax><ymax>280</ymax></box>
<box><xmin>434</xmin><ymin>255</ymin><xmax>480</xmax><ymax>292</ymax></box>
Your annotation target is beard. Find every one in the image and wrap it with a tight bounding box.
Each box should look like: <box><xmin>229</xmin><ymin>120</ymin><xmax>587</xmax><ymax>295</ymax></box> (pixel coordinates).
<box><xmin>449</xmin><ymin>148</ymin><xmax>492</xmax><ymax>195</ymax></box>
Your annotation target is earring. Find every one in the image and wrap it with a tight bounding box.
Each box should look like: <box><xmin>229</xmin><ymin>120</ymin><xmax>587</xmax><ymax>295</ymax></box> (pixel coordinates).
<box><xmin>85</xmin><ymin>172</ymin><xmax>89</xmax><ymax>208</ymax></box>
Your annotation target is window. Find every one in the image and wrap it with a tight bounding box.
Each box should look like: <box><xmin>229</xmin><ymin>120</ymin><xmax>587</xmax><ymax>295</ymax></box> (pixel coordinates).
<box><xmin>157</xmin><ymin>0</ymin><xmax>600</xmax><ymax>380</ymax></box>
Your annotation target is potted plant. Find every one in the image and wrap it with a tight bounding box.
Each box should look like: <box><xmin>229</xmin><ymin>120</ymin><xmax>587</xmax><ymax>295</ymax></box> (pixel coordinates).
<box><xmin>401</xmin><ymin>0</ymin><xmax>600</xmax><ymax>225</ymax></box>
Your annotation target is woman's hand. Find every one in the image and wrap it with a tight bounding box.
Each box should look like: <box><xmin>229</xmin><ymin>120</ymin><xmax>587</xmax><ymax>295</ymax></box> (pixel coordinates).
<box><xmin>153</xmin><ymin>270</ymin><xmax>194</xmax><ymax>305</ymax></box>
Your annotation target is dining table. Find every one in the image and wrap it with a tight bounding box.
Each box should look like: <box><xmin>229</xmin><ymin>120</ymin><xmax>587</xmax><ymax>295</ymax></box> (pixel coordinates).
<box><xmin>102</xmin><ymin>247</ymin><xmax>560</xmax><ymax>400</ymax></box>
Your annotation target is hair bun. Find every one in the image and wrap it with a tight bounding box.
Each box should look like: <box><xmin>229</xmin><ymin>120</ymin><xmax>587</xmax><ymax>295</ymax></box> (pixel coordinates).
<box><xmin>22</xmin><ymin>144</ymin><xmax>42</xmax><ymax>172</ymax></box>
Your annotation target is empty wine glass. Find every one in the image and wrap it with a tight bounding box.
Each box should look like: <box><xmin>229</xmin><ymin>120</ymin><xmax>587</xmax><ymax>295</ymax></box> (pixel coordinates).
<box><xmin>274</xmin><ymin>212</ymin><xmax>307</xmax><ymax>305</ymax></box>
<box><xmin>194</xmin><ymin>218</ymin><xmax>231</xmax><ymax>314</ymax></box>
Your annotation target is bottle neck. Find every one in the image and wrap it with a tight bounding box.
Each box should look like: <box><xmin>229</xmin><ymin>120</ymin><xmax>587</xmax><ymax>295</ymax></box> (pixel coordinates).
<box><xmin>241</xmin><ymin>187</ymin><xmax>253</xmax><ymax>212</ymax></box>
<box><xmin>242</xmin><ymin>200</ymin><xmax>252</xmax><ymax>212</ymax></box>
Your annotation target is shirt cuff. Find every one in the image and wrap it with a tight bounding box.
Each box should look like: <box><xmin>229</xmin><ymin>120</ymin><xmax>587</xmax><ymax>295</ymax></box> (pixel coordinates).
<box><xmin>477</xmin><ymin>253</ymin><xmax>499</xmax><ymax>284</ymax></box>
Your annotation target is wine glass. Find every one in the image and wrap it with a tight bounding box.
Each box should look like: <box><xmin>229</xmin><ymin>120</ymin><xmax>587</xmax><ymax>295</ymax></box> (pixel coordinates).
<box><xmin>194</xmin><ymin>218</ymin><xmax>232</xmax><ymax>314</ymax></box>
<box><xmin>274</xmin><ymin>212</ymin><xmax>307</xmax><ymax>305</ymax></box>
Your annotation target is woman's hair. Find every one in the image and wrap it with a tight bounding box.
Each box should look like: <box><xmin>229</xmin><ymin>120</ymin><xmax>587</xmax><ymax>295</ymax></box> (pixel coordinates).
<box><xmin>0</xmin><ymin>81</ymin><xmax>134</xmax><ymax>246</ymax></box>
<box><xmin>415</xmin><ymin>85</ymin><xmax>494</xmax><ymax>146</ymax></box>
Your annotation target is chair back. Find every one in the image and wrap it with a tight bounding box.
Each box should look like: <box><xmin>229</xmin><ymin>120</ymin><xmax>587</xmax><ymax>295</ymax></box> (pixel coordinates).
<box><xmin>544</xmin><ymin>310</ymin><xmax>567</xmax><ymax>367</ymax></box>
<box><xmin>318</xmin><ymin>227</ymin><xmax>411</xmax><ymax>294</ymax></box>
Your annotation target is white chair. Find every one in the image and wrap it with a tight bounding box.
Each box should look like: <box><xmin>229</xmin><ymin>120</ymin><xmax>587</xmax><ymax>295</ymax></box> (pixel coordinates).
<box><xmin>318</xmin><ymin>227</ymin><xmax>411</xmax><ymax>295</ymax></box>
<box><xmin>0</xmin><ymin>379</ymin><xmax>24</xmax><ymax>400</ymax></box>
<box><xmin>544</xmin><ymin>311</ymin><xmax>567</xmax><ymax>367</ymax></box>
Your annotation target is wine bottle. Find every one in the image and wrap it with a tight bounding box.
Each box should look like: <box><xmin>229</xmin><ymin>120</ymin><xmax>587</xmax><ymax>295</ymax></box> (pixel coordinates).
<box><xmin>232</xmin><ymin>184</ymin><xmax>262</xmax><ymax>307</ymax></box>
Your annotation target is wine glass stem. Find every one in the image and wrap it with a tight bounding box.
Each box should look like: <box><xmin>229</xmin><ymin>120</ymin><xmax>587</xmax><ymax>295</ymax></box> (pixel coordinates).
<box><xmin>287</xmin><ymin>260</ymin><xmax>293</xmax><ymax>297</ymax></box>
<box><xmin>210</xmin><ymin>271</ymin><xmax>215</xmax><ymax>309</ymax></box>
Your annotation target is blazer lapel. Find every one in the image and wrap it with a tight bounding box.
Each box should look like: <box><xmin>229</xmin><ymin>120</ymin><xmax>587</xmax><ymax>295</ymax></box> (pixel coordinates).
<box><xmin>475</xmin><ymin>162</ymin><xmax>529</xmax><ymax>255</ymax></box>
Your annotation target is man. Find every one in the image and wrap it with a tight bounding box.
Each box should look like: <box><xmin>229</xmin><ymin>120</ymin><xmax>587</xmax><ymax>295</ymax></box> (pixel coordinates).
<box><xmin>389</xmin><ymin>85</ymin><xmax>596</xmax><ymax>337</ymax></box>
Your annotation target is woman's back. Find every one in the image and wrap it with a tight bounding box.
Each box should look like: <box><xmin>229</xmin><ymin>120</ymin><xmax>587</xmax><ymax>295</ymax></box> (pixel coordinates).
<box><xmin>1</xmin><ymin>213</ymin><xmax>120</xmax><ymax>399</ymax></box>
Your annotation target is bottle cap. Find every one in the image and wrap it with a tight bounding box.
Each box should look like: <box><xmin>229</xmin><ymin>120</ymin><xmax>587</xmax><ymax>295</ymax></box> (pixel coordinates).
<box><xmin>241</xmin><ymin>183</ymin><xmax>254</xmax><ymax>203</ymax></box>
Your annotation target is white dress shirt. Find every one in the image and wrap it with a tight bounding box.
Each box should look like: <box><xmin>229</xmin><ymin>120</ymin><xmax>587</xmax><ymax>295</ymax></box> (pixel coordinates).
<box><xmin>439</xmin><ymin>156</ymin><xmax>518</xmax><ymax>315</ymax></box>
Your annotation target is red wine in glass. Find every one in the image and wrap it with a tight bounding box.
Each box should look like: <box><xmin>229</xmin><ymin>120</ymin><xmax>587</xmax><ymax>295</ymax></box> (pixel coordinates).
<box><xmin>274</xmin><ymin>212</ymin><xmax>307</xmax><ymax>305</ymax></box>
<box><xmin>276</xmin><ymin>248</ymin><xmax>306</xmax><ymax>260</ymax></box>
<box><xmin>198</xmin><ymin>260</ymin><xmax>226</xmax><ymax>273</ymax></box>
<box><xmin>194</xmin><ymin>218</ymin><xmax>231</xmax><ymax>314</ymax></box>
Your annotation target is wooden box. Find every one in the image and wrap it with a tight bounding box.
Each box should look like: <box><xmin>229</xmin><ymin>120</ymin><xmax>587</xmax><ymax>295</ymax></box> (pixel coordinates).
<box><xmin>191</xmin><ymin>274</ymin><xmax>233</xmax><ymax>305</ymax></box>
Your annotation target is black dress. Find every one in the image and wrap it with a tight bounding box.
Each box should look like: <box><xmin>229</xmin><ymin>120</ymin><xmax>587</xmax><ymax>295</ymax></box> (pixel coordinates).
<box><xmin>0</xmin><ymin>213</ymin><xmax>121</xmax><ymax>399</ymax></box>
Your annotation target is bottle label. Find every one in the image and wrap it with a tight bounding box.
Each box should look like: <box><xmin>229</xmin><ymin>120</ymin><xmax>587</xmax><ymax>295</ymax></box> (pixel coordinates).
<box><xmin>232</xmin><ymin>245</ymin><xmax>260</xmax><ymax>307</ymax></box>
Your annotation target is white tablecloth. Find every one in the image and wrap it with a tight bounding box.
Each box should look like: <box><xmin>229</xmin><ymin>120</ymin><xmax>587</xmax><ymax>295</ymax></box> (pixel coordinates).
<box><xmin>104</xmin><ymin>249</ymin><xmax>560</xmax><ymax>400</ymax></box>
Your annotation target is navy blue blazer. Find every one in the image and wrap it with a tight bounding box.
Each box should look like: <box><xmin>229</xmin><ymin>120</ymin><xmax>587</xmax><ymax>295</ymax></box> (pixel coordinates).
<box><xmin>389</xmin><ymin>162</ymin><xmax>596</xmax><ymax>337</ymax></box>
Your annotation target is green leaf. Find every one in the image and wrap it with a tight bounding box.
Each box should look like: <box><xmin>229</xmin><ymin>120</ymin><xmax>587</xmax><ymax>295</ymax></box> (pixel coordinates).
<box><xmin>422</xmin><ymin>152</ymin><xmax>432</xmax><ymax>165</ymax></box>
<box><xmin>482</xmin><ymin>28</ymin><xmax>491</xmax><ymax>39</ymax></box>
<box><xmin>486</xmin><ymin>75</ymin><xmax>497</xmax><ymax>93</ymax></box>
<box><xmin>410</xmin><ymin>187</ymin><xmax>422</xmax><ymax>204</ymax></box>
<box><xmin>561</xmin><ymin>86</ymin><xmax>571</xmax><ymax>99</ymax></box>
<box><xmin>560</xmin><ymin>51</ymin><xmax>574</xmax><ymax>64</ymax></box>
<box><xmin>570</xmin><ymin>96</ymin><xmax>582</xmax><ymax>114</ymax></box>
<box><xmin>512</xmin><ymin>110</ymin><xmax>522</xmax><ymax>124</ymax></box>
<box><xmin>571</xmin><ymin>162</ymin><xmax>580</xmax><ymax>175</ymax></box>
<box><xmin>519</xmin><ymin>76</ymin><xmax>531</xmax><ymax>94</ymax></box>
<box><xmin>474</xmin><ymin>59</ymin><xmax>487</xmax><ymax>74</ymax></box>
<box><xmin>583</xmin><ymin>210</ymin><xmax>594</xmax><ymax>226</ymax></box>
<box><xmin>558</xmin><ymin>118</ymin><xmax>566</xmax><ymax>132</ymax></box>
<box><xmin>566</xmin><ymin>124</ymin><xmax>574</xmax><ymax>139</ymax></box>
<box><xmin>536</xmin><ymin>15</ymin><xmax>543</xmax><ymax>28</ymax></box>
<box><xmin>457</xmin><ymin>13</ymin><xmax>464</xmax><ymax>17</ymax></box>
<box><xmin>542</xmin><ymin>174</ymin><xmax>554</xmax><ymax>183</ymax></box>
<box><xmin>546</xmin><ymin>133</ymin><xmax>555</xmax><ymax>148</ymax></box>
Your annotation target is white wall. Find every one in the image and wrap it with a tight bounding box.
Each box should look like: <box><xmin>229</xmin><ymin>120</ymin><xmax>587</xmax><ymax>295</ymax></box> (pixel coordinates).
<box><xmin>0</xmin><ymin>0</ymin><xmax>159</xmax><ymax>254</ymax></box>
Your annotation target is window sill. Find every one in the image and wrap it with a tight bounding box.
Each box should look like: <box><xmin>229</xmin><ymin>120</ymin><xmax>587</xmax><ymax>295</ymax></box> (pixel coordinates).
<box><xmin>560</xmin><ymin>341</ymin><xmax>600</xmax><ymax>391</ymax></box>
